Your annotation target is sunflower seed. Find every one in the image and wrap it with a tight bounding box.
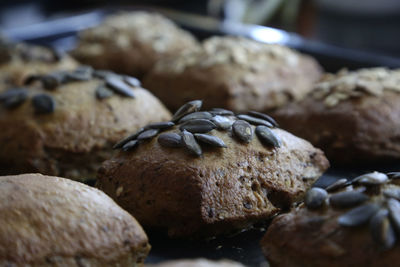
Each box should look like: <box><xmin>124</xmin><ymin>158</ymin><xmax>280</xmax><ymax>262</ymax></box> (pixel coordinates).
<box><xmin>171</xmin><ymin>100</ymin><xmax>202</xmax><ymax>122</ymax></box>
<box><xmin>158</xmin><ymin>133</ymin><xmax>182</xmax><ymax>147</ymax></box>
<box><xmin>338</xmin><ymin>203</ymin><xmax>380</xmax><ymax>227</ymax></box>
<box><xmin>93</xmin><ymin>70</ymin><xmax>115</xmax><ymax>79</ymax></box>
<box><xmin>354</xmin><ymin>172</ymin><xmax>388</xmax><ymax>185</ymax></box>
<box><xmin>325</xmin><ymin>178</ymin><xmax>348</xmax><ymax>192</ymax></box>
<box><xmin>370</xmin><ymin>209</ymin><xmax>396</xmax><ymax>250</ymax></box>
<box><xmin>146</xmin><ymin>121</ymin><xmax>175</xmax><ymax>130</ymax></box>
<box><xmin>124</xmin><ymin>76</ymin><xmax>141</xmax><ymax>87</ymax></box>
<box><xmin>255</xmin><ymin>125</ymin><xmax>281</xmax><ymax>148</ymax></box>
<box><xmin>232</xmin><ymin>120</ymin><xmax>253</xmax><ymax>143</ymax></box>
<box><xmin>113</xmin><ymin>128</ymin><xmax>145</xmax><ymax>149</ymax></box>
<box><xmin>383</xmin><ymin>188</ymin><xmax>400</xmax><ymax>200</ymax></box>
<box><xmin>23</xmin><ymin>74</ymin><xmax>41</xmax><ymax>85</ymax></box>
<box><xmin>329</xmin><ymin>191</ymin><xmax>368</xmax><ymax>208</ymax></box>
<box><xmin>182</xmin><ymin>130</ymin><xmax>202</xmax><ymax>156</ymax></box>
<box><xmin>248</xmin><ymin>111</ymin><xmax>279</xmax><ymax>127</ymax></box>
<box><xmin>387</xmin><ymin>172</ymin><xmax>400</xmax><ymax>179</ymax></box>
<box><xmin>32</xmin><ymin>94</ymin><xmax>55</xmax><ymax>114</ymax></box>
<box><xmin>305</xmin><ymin>187</ymin><xmax>328</xmax><ymax>209</ymax></box>
<box><xmin>179</xmin><ymin>119</ymin><xmax>216</xmax><ymax>133</ymax></box>
<box><xmin>137</xmin><ymin>129</ymin><xmax>159</xmax><ymax>140</ymax></box>
<box><xmin>194</xmin><ymin>133</ymin><xmax>227</xmax><ymax>148</ymax></box>
<box><xmin>122</xmin><ymin>139</ymin><xmax>139</xmax><ymax>151</ymax></box>
<box><xmin>209</xmin><ymin>108</ymin><xmax>234</xmax><ymax>116</ymax></box>
<box><xmin>95</xmin><ymin>85</ymin><xmax>113</xmax><ymax>99</ymax></box>
<box><xmin>0</xmin><ymin>88</ymin><xmax>28</xmax><ymax>109</ymax></box>
<box><xmin>388</xmin><ymin>198</ymin><xmax>400</xmax><ymax>233</ymax></box>
<box><xmin>66</xmin><ymin>67</ymin><xmax>92</xmax><ymax>81</ymax></box>
<box><xmin>51</xmin><ymin>47</ymin><xmax>64</xmax><ymax>61</ymax></box>
<box><xmin>41</xmin><ymin>75</ymin><xmax>60</xmax><ymax>90</ymax></box>
<box><xmin>178</xmin><ymin>112</ymin><xmax>213</xmax><ymax>123</ymax></box>
<box><xmin>211</xmin><ymin>115</ymin><xmax>234</xmax><ymax>130</ymax></box>
<box><xmin>237</xmin><ymin>114</ymin><xmax>273</xmax><ymax>128</ymax></box>
<box><xmin>106</xmin><ymin>76</ymin><xmax>135</xmax><ymax>98</ymax></box>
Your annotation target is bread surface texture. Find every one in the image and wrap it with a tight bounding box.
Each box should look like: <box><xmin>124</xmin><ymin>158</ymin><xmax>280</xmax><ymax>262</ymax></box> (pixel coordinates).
<box><xmin>143</xmin><ymin>36</ymin><xmax>322</xmax><ymax>112</ymax></box>
<box><xmin>0</xmin><ymin>173</ymin><xmax>150</xmax><ymax>266</ymax></box>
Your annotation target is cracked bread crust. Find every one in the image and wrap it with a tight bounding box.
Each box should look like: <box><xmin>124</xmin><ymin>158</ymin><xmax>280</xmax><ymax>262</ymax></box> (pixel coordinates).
<box><xmin>272</xmin><ymin>68</ymin><xmax>400</xmax><ymax>164</ymax></box>
<box><xmin>0</xmin><ymin>173</ymin><xmax>150</xmax><ymax>266</ymax></box>
<box><xmin>72</xmin><ymin>11</ymin><xmax>198</xmax><ymax>78</ymax></box>
<box><xmin>97</xmin><ymin>125</ymin><xmax>329</xmax><ymax>238</ymax></box>
<box><xmin>0</xmin><ymin>75</ymin><xmax>171</xmax><ymax>181</ymax></box>
<box><xmin>143</xmin><ymin>36</ymin><xmax>322</xmax><ymax>112</ymax></box>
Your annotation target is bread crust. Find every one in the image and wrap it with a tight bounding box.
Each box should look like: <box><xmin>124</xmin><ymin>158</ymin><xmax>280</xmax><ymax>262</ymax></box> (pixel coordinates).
<box><xmin>97</xmin><ymin>121</ymin><xmax>329</xmax><ymax>238</ymax></box>
<box><xmin>261</xmin><ymin>173</ymin><xmax>400</xmax><ymax>267</ymax></box>
<box><xmin>0</xmin><ymin>173</ymin><xmax>150</xmax><ymax>266</ymax></box>
<box><xmin>72</xmin><ymin>12</ymin><xmax>198</xmax><ymax>78</ymax></box>
<box><xmin>143</xmin><ymin>36</ymin><xmax>322</xmax><ymax>112</ymax></box>
<box><xmin>0</xmin><ymin>72</ymin><xmax>171</xmax><ymax>180</ymax></box>
<box><xmin>273</xmin><ymin>68</ymin><xmax>400</xmax><ymax>164</ymax></box>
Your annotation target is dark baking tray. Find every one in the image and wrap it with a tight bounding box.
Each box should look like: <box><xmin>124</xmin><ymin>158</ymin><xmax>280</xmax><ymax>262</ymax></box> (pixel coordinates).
<box><xmin>2</xmin><ymin>8</ymin><xmax>400</xmax><ymax>267</ymax></box>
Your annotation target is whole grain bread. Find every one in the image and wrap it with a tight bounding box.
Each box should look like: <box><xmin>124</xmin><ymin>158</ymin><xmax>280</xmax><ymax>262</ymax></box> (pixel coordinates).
<box><xmin>261</xmin><ymin>171</ymin><xmax>400</xmax><ymax>267</ymax></box>
<box><xmin>0</xmin><ymin>173</ymin><xmax>150</xmax><ymax>266</ymax></box>
<box><xmin>143</xmin><ymin>36</ymin><xmax>322</xmax><ymax>112</ymax></box>
<box><xmin>0</xmin><ymin>67</ymin><xmax>171</xmax><ymax>181</ymax></box>
<box><xmin>97</xmin><ymin>101</ymin><xmax>329</xmax><ymax>238</ymax></box>
<box><xmin>72</xmin><ymin>11</ymin><xmax>198</xmax><ymax>78</ymax></box>
<box><xmin>272</xmin><ymin>68</ymin><xmax>400</xmax><ymax>165</ymax></box>
<box><xmin>0</xmin><ymin>41</ymin><xmax>78</xmax><ymax>90</ymax></box>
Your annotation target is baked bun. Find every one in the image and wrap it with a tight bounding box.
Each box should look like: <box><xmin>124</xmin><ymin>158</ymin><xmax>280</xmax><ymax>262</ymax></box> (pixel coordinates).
<box><xmin>0</xmin><ymin>67</ymin><xmax>171</xmax><ymax>181</ymax></box>
<box><xmin>146</xmin><ymin>258</ymin><xmax>245</xmax><ymax>267</ymax></box>
<box><xmin>0</xmin><ymin>173</ymin><xmax>150</xmax><ymax>266</ymax></box>
<box><xmin>72</xmin><ymin>11</ymin><xmax>198</xmax><ymax>78</ymax></box>
<box><xmin>0</xmin><ymin>41</ymin><xmax>78</xmax><ymax>90</ymax></box>
<box><xmin>272</xmin><ymin>68</ymin><xmax>400</xmax><ymax>164</ymax></box>
<box><xmin>261</xmin><ymin>171</ymin><xmax>400</xmax><ymax>267</ymax></box>
<box><xmin>97</xmin><ymin>100</ymin><xmax>329</xmax><ymax>238</ymax></box>
<box><xmin>143</xmin><ymin>36</ymin><xmax>322</xmax><ymax>112</ymax></box>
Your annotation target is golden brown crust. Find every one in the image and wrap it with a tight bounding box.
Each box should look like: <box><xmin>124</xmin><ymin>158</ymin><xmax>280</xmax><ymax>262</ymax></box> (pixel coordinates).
<box><xmin>0</xmin><ymin>71</ymin><xmax>171</xmax><ymax>180</ymax></box>
<box><xmin>261</xmin><ymin>172</ymin><xmax>400</xmax><ymax>267</ymax></box>
<box><xmin>272</xmin><ymin>68</ymin><xmax>400</xmax><ymax>164</ymax></box>
<box><xmin>72</xmin><ymin>11</ymin><xmax>198</xmax><ymax>78</ymax></box>
<box><xmin>0</xmin><ymin>173</ymin><xmax>150</xmax><ymax>266</ymax></box>
<box><xmin>97</xmin><ymin>116</ymin><xmax>329</xmax><ymax>238</ymax></box>
<box><xmin>0</xmin><ymin>43</ymin><xmax>78</xmax><ymax>90</ymax></box>
<box><xmin>143</xmin><ymin>36</ymin><xmax>322</xmax><ymax>112</ymax></box>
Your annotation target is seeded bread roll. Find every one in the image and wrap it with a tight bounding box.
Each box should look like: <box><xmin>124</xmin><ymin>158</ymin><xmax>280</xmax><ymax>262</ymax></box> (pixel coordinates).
<box><xmin>146</xmin><ymin>258</ymin><xmax>245</xmax><ymax>267</ymax></box>
<box><xmin>97</xmin><ymin>100</ymin><xmax>329</xmax><ymax>238</ymax></box>
<box><xmin>143</xmin><ymin>36</ymin><xmax>322</xmax><ymax>112</ymax></box>
<box><xmin>72</xmin><ymin>11</ymin><xmax>198</xmax><ymax>78</ymax></box>
<box><xmin>0</xmin><ymin>41</ymin><xmax>78</xmax><ymax>90</ymax></box>
<box><xmin>0</xmin><ymin>173</ymin><xmax>150</xmax><ymax>266</ymax></box>
<box><xmin>272</xmin><ymin>68</ymin><xmax>400</xmax><ymax>164</ymax></box>
<box><xmin>261</xmin><ymin>171</ymin><xmax>400</xmax><ymax>267</ymax></box>
<box><xmin>0</xmin><ymin>67</ymin><xmax>171</xmax><ymax>181</ymax></box>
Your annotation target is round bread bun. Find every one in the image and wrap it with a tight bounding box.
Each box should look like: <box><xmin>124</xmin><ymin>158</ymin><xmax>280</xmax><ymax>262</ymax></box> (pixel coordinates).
<box><xmin>0</xmin><ymin>41</ymin><xmax>78</xmax><ymax>91</ymax></box>
<box><xmin>261</xmin><ymin>171</ymin><xmax>400</xmax><ymax>267</ymax></box>
<box><xmin>143</xmin><ymin>36</ymin><xmax>322</xmax><ymax>112</ymax></box>
<box><xmin>272</xmin><ymin>68</ymin><xmax>400</xmax><ymax>165</ymax></box>
<box><xmin>97</xmin><ymin>100</ymin><xmax>329</xmax><ymax>238</ymax></box>
<box><xmin>0</xmin><ymin>67</ymin><xmax>171</xmax><ymax>181</ymax></box>
<box><xmin>72</xmin><ymin>11</ymin><xmax>198</xmax><ymax>78</ymax></box>
<box><xmin>0</xmin><ymin>173</ymin><xmax>150</xmax><ymax>266</ymax></box>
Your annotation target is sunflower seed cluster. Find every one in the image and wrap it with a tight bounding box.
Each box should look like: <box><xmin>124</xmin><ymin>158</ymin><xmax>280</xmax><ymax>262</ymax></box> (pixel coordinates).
<box><xmin>312</xmin><ymin>68</ymin><xmax>400</xmax><ymax>107</ymax></box>
<box><xmin>0</xmin><ymin>66</ymin><xmax>141</xmax><ymax>114</ymax></box>
<box><xmin>0</xmin><ymin>42</ymin><xmax>64</xmax><ymax>65</ymax></box>
<box><xmin>305</xmin><ymin>171</ymin><xmax>400</xmax><ymax>250</ymax></box>
<box><xmin>114</xmin><ymin>100</ymin><xmax>281</xmax><ymax>156</ymax></box>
